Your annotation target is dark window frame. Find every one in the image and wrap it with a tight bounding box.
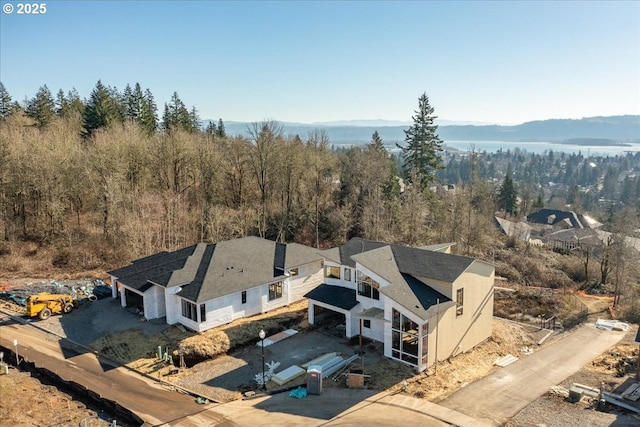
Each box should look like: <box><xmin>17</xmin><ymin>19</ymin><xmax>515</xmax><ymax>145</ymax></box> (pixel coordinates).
<box><xmin>268</xmin><ymin>282</ymin><xmax>283</xmax><ymax>301</ymax></box>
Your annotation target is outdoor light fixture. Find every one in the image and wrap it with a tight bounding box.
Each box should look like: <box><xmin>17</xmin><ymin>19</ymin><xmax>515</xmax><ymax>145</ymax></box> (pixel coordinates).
<box><xmin>259</xmin><ymin>329</ymin><xmax>266</xmax><ymax>391</ymax></box>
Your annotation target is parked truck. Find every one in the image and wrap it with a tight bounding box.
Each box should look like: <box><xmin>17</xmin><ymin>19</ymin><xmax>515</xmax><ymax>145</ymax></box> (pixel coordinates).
<box><xmin>26</xmin><ymin>293</ymin><xmax>78</xmax><ymax>320</ymax></box>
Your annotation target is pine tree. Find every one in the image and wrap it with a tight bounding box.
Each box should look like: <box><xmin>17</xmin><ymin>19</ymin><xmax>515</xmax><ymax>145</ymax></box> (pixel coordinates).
<box><xmin>140</xmin><ymin>88</ymin><xmax>157</xmax><ymax>134</ymax></box>
<box><xmin>26</xmin><ymin>85</ymin><xmax>56</xmax><ymax>128</ymax></box>
<box><xmin>189</xmin><ymin>106</ymin><xmax>200</xmax><ymax>133</ymax></box>
<box><xmin>368</xmin><ymin>130</ymin><xmax>384</xmax><ymax>152</ymax></box>
<box><xmin>397</xmin><ymin>92</ymin><xmax>443</xmax><ymax>188</ymax></box>
<box><xmin>162</xmin><ymin>92</ymin><xmax>191</xmax><ymax>132</ymax></box>
<box><xmin>533</xmin><ymin>191</ymin><xmax>545</xmax><ymax>210</ymax></box>
<box><xmin>0</xmin><ymin>82</ymin><xmax>12</xmax><ymax>120</ymax></box>
<box><xmin>55</xmin><ymin>89</ymin><xmax>71</xmax><ymax>117</ymax></box>
<box><xmin>498</xmin><ymin>165</ymin><xmax>519</xmax><ymax>217</ymax></box>
<box><xmin>216</xmin><ymin>118</ymin><xmax>226</xmax><ymax>138</ymax></box>
<box><xmin>83</xmin><ymin>80</ymin><xmax>123</xmax><ymax>137</ymax></box>
<box><xmin>205</xmin><ymin>120</ymin><xmax>217</xmax><ymax>136</ymax></box>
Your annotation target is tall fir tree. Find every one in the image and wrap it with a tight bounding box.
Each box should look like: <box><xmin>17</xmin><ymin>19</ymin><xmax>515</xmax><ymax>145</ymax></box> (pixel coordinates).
<box><xmin>55</xmin><ymin>89</ymin><xmax>71</xmax><ymax>117</ymax></box>
<box><xmin>498</xmin><ymin>165</ymin><xmax>519</xmax><ymax>217</ymax></box>
<box><xmin>368</xmin><ymin>130</ymin><xmax>384</xmax><ymax>152</ymax></box>
<box><xmin>140</xmin><ymin>88</ymin><xmax>158</xmax><ymax>134</ymax></box>
<box><xmin>162</xmin><ymin>92</ymin><xmax>192</xmax><ymax>132</ymax></box>
<box><xmin>26</xmin><ymin>85</ymin><xmax>56</xmax><ymax>128</ymax></box>
<box><xmin>205</xmin><ymin>120</ymin><xmax>217</xmax><ymax>136</ymax></box>
<box><xmin>83</xmin><ymin>80</ymin><xmax>123</xmax><ymax>137</ymax></box>
<box><xmin>397</xmin><ymin>92</ymin><xmax>443</xmax><ymax>188</ymax></box>
<box><xmin>0</xmin><ymin>82</ymin><xmax>12</xmax><ymax>120</ymax></box>
<box><xmin>216</xmin><ymin>118</ymin><xmax>226</xmax><ymax>138</ymax></box>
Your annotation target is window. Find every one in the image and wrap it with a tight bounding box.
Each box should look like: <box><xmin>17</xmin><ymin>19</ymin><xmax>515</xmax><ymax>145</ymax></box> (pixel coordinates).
<box><xmin>343</xmin><ymin>268</ymin><xmax>351</xmax><ymax>282</ymax></box>
<box><xmin>241</xmin><ymin>291</ymin><xmax>247</xmax><ymax>304</ymax></box>
<box><xmin>357</xmin><ymin>271</ymin><xmax>380</xmax><ymax>300</ymax></box>
<box><xmin>391</xmin><ymin>308</ymin><xmax>419</xmax><ymax>366</ymax></box>
<box><xmin>268</xmin><ymin>282</ymin><xmax>283</xmax><ymax>301</ymax></box>
<box><xmin>456</xmin><ymin>288</ymin><xmax>464</xmax><ymax>316</ymax></box>
<box><xmin>200</xmin><ymin>303</ymin><xmax>206</xmax><ymax>322</ymax></box>
<box><xmin>363</xmin><ymin>319</ymin><xmax>371</xmax><ymax>328</ymax></box>
<box><xmin>288</xmin><ymin>268</ymin><xmax>298</xmax><ymax>276</ymax></box>
<box><xmin>325</xmin><ymin>265</ymin><xmax>341</xmax><ymax>279</ymax></box>
<box><xmin>181</xmin><ymin>300</ymin><xmax>197</xmax><ymax>321</ymax></box>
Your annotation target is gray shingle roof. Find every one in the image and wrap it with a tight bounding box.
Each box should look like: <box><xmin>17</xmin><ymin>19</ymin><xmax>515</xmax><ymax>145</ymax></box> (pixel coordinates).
<box><xmin>109</xmin><ymin>237</ymin><xmax>321</xmax><ymax>303</ymax></box>
<box><xmin>304</xmin><ymin>284</ymin><xmax>359</xmax><ymax>311</ymax></box>
<box><xmin>349</xmin><ymin>240</ymin><xmax>473</xmax><ymax>320</ymax></box>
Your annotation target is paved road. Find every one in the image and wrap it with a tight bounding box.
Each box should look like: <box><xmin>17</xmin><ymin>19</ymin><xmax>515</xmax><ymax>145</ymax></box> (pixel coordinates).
<box><xmin>440</xmin><ymin>324</ymin><xmax>627</xmax><ymax>426</ymax></box>
<box><xmin>0</xmin><ymin>314</ymin><xmax>236</xmax><ymax>426</ymax></box>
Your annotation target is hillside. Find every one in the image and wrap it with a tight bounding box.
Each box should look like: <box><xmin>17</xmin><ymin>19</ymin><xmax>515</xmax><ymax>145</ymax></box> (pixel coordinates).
<box><xmin>216</xmin><ymin>115</ymin><xmax>640</xmax><ymax>145</ymax></box>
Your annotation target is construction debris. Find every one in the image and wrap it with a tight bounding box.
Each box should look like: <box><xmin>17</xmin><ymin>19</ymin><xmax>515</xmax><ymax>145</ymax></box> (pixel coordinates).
<box><xmin>494</xmin><ymin>354</ymin><xmax>518</xmax><ymax>367</ymax></box>
<box><xmin>621</xmin><ymin>383</ymin><xmax>640</xmax><ymax>402</ymax></box>
<box><xmin>595</xmin><ymin>318</ymin><xmax>630</xmax><ymax>332</ymax></box>
<box><xmin>0</xmin><ymin>279</ymin><xmax>111</xmax><ymax>308</ymax></box>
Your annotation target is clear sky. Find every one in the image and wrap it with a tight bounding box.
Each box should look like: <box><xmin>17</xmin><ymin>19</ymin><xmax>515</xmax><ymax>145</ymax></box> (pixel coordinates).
<box><xmin>1</xmin><ymin>0</ymin><xmax>638</xmax><ymax>125</ymax></box>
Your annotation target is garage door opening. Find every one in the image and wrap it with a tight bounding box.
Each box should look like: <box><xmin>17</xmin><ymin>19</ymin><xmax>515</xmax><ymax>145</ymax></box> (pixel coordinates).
<box><xmin>313</xmin><ymin>305</ymin><xmax>346</xmax><ymax>337</ymax></box>
<box><xmin>124</xmin><ymin>288</ymin><xmax>144</xmax><ymax>312</ymax></box>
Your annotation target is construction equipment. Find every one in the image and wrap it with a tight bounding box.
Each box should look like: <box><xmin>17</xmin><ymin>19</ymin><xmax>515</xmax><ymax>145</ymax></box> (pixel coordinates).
<box><xmin>26</xmin><ymin>293</ymin><xmax>78</xmax><ymax>320</ymax></box>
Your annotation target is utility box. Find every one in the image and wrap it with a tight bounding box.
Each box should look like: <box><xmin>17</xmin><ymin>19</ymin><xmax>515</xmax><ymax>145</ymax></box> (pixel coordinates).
<box><xmin>307</xmin><ymin>365</ymin><xmax>323</xmax><ymax>395</ymax></box>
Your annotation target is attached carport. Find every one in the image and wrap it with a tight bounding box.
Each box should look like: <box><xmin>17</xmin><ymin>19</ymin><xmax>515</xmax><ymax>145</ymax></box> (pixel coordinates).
<box><xmin>305</xmin><ymin>284</ymin><xmax>360</xmax><ymax>338</ymax></box>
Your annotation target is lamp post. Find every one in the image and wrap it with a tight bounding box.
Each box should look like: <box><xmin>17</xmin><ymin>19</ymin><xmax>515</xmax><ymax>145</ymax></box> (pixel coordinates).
<box><xmin>13</xmin><ymin>339</ymin><xmax>19</xmax><ymax>366</ymax></box>
<box><xmin>259</xmin><ymin>329</ymin><xmax>266</xmax><ymax>390</ymax></box>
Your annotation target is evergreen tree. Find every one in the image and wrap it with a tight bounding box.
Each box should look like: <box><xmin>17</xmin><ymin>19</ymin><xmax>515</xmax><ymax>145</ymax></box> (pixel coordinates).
<box><xmin>67</xmin><ymin>88</ymin><xmax>85</xmax><ymax>117</ymax></box>
<box><xmin>26</xmin><ymin>85</ymin><xmax>56</xmax><ymax>128</ymax></box>
<box><xmin>140</xmin><ymin>88</ymin><xmax>157</xmax><ymax>134</ymax></box>
<box><xmin>55</xmin><ymin>89</ymin><xmax>71</xmax><ymax>117</ymax></box>
<box><xmin>397</xmin><ymin>92</ymin><xmax>443</xmax><ymax>188</ymax></box>
<box><xmin>217</xmin><ymin>118</ymin><xmax>226</xmax><ymax>138</ymax></box>
<box><xmin>189</xmin><ymin>106</ymin><xmax>200</xmax><ymax>132</ymax></box>
<box><xmin>0</xmin><ymin>82</ymin><xmax>12</xmax><ymax>120</ymax></box>
<box><xmin>533</xmin><ymin>191</ymin><xmax>545</xmax><ymax>210</ymax></box>
<box><xmin>368</xmin><ymin>130</ymin><xmax>384</xmax><ymax>152</ymax></box>
<box><xmin>83</xmin><ymin>80</ymin><xmax>123</xmax><ymax>137</ymax></box>
<box><xmin>162</xmin><ymin>92</ymin><xmax>192</xmax><ymax>132</ymax></box>
<box><xmin>498</xmin><ymin>165</ymin><xmax>518</xmax><ymax>217</ymax></box>
<box><xmin>205</xmin><ymin>120</ymin><xmax>217</xmax><ymax>136</ymax></box>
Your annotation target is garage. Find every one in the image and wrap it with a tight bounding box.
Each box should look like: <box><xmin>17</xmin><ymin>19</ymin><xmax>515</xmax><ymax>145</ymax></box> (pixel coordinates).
<box><xmin>305</xmin><ymin>284</ymin><xmax>360</xmax><ymax>338</ymax></box>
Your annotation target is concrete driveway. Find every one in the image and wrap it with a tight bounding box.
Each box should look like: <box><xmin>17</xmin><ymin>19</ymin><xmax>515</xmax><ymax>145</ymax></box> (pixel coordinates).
<box><xmin>440</xmin><ymin>324</ymin><xmax>627</xmax><ymax>426</ymax></box>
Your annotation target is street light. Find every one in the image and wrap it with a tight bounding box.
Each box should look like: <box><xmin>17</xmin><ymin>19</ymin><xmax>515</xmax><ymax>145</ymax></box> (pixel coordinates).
<box><xmin>259</xmin><ymin>329</ymin><xmax>266</xmax><ymax>391</ymax></box>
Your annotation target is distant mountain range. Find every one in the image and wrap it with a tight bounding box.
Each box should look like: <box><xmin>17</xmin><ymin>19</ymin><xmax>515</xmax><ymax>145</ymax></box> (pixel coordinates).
<box><xmin>205</xmin><ymin>115</ymin><xmax>640</xmax><ymax>146</ymax></box>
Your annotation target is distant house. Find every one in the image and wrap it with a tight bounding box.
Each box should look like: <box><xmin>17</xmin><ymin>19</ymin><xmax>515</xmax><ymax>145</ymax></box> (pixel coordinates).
<box><xmin>494</xmin><ymin>216</ymin><xmax>532</xmax><ymax>242</ymax></box>
<box><xmin>304</xmin><ymin>237</ymin><xmax>494</xmax><ymax>372</ymax></box>
<box><xmin>526</xmin><ymin>209</ymin><xmax>603</xmax><ymax>231</ymax></box>
<box><xmin>107</xmin><ymin>237</ymin><xmax>323</xmax><ymax>332</ymax></box>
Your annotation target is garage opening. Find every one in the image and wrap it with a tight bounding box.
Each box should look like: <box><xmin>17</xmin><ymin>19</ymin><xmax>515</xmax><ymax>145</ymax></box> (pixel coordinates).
<box><xmin>124</xmin><ymin>288</ymin><xmax>144</xmax><ymax>312</ymax></box>
<box><xmin>313</xmin><ymin>305</ymin><xmax>346</xmax><ymax>337</ymax></box>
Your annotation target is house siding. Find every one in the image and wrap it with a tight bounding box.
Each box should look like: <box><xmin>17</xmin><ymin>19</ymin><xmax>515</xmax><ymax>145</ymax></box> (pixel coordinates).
<box><xmin>144</xmin><ymin>285</ymin><xmax>166</xmax><ymax>319</ymax></box>
<box><xmin>288</xmin><ymin>260</ymin><xmax>323</xmax><ymax>303</ymax></box>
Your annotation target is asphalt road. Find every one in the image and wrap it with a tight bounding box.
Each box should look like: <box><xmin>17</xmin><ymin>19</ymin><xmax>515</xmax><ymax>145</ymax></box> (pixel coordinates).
<box><xmin>440</xmin><ymin>324</ymin><xmax>627</xmax><ymax>426</ymax></box>
<box><xmin>0</xmin><ymin>314</ymin><xmax>236</xmax><ymax>426</ymax></box>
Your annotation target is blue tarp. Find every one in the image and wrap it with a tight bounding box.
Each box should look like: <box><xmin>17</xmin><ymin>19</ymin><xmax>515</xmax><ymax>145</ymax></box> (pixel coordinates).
<box><xmin>289</xmin><ymin>387</ymin><xmax>307</xmax><ymax>399</ymax></box>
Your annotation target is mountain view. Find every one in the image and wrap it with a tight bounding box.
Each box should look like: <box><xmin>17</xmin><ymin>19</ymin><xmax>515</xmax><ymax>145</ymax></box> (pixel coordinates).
<box><xmin>215</xmin><ymin>115</ymin><xmax>640</xmax><ymax>146</ymax></box>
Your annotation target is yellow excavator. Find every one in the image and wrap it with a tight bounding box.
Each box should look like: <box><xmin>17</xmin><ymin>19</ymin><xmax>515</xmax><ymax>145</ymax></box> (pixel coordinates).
<box><xmin>26</xmin><ymin>293</ymin><xmax>78</xmax><ymax>320</ymax></box>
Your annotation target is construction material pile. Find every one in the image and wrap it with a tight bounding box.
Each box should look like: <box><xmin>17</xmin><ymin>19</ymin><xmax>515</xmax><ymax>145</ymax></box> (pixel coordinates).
<box><xmin>0</xmin><ymin>279</ymin><xmax>112</xmax><ymax>307</ymax></box>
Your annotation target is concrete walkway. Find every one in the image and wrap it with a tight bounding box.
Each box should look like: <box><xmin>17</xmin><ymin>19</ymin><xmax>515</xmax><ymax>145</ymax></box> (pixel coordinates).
<box><xmin>440</xmin><ymin>324</ymin><xmax>627</xmax><ymax>426</ymax></box>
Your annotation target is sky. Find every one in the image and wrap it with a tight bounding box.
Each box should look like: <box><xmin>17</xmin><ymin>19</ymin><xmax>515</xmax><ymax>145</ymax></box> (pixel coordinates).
<box><xmin>1</xmin><ymin>1</ymin><xmax>639</xmax><ymax>125</ymax></box>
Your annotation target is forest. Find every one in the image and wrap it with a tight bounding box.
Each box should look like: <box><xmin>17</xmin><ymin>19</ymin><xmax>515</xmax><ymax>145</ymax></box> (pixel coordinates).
<box><xmin>0</xmin><ymin>81</ymin><xmax>639</xmax><ymax>320</ymax></box>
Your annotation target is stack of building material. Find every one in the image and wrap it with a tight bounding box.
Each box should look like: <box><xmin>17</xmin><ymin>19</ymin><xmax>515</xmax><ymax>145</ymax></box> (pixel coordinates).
<box><xmin>271</xmin><ymin>365</ymin><xmax>306</xmax><ymax>385</ymax></box>
<box><xmin>494</xmin><ymin>354</ymin><xmax>518</xmax><ymax>367</ymax></box>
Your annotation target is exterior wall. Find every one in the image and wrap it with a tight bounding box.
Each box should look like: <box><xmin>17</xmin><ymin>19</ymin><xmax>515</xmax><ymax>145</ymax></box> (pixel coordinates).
<box><xmin>383</xmin><ymin>300</ymin><xmax>429</xmax><ymax>371</ymax></box>
<box><xmin>288</xmin><ymin>260</ymin><xmax>323</xmax><ymax>303</ymax></box>
<box><xmin>165</xmin><ymin>286</ymin><xmax>183</xmax><ymax>325</ymax></box>
<box><xmin>425</xmin><ymin>263</ymin><xmax>494</xmax><ymax>368</ymax></box>
<box><xmin>357</xmin><ymin>316</ymin><xmax>385</xmax><ymax>342</ymax></box>
<box><xmin>323</xmin><ymin>261</ymin><xmax>352</xmax><ymax>289</ymax></box>
<box><xmin>143</xmin><ymin>285</ymin><xmax>166</xmax><ymax>319</ymax></box>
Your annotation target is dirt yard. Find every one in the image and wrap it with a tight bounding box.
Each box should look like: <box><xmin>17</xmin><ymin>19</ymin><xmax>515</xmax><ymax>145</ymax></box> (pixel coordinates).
<box><xmin>0</xmin><ymin>369</ymin><xmax>124</xmax><ymax>427</ymax></box>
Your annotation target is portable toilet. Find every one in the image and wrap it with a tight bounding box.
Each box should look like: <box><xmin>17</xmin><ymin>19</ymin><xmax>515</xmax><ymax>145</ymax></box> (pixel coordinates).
<box><xmin>307</xmin><ymin>365</ymin><xmax>322</xmax><ymax>395</ymax></box>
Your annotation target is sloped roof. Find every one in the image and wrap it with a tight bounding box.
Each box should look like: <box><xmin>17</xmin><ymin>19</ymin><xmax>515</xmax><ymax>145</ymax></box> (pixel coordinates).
<box><xmin>527</xmin><ymin>209</ymin><xmax>601</xmax><ymax>229</ymax></box>
<box><xmin>109</xmin><ymin>236</ymin><xmax>322</xmax><ymax>303</ymax></box>
<box><xmin>494</xmin><ymin>216</ymin><xmax>531</xmax><ymax>241</ymax></box>
<box><xmin>320</xmin><ymin>237</ymin><xmax>388</xmax><ymax>268</ymax></box>
<box><xmin>304</xmin><ymin>284</ymin><xmax>359</xmax><ymax>311</ymax></box>
<box><xmin>351</xmin><ymin>245</ymin><xmax>458</xmax><ymax>319</ymax></box>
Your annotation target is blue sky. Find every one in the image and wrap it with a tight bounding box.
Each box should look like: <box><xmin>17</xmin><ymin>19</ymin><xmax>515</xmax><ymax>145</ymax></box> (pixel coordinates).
<box><xmin>1</xmin><ymin>1</ymin><xmax>638</xmax><ymax>124</ymax></box>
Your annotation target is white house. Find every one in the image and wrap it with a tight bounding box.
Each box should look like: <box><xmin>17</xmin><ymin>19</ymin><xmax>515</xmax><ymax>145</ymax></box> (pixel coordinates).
<box><xmin>107</xmin><ymin>236</ymin><xmax>323</xmax><ymax>332</ymax></box>
<box><xmin>305</xmin><ymin>237</ymin><xmax>494</xmax><ymax>372</ymax></box>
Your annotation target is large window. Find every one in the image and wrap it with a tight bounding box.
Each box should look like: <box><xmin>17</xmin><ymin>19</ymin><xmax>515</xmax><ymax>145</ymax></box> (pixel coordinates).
<box><xmin>391</xmin><ymin>308</ymin><xmax>419</xmax><ymax>365</ymax></box>
<box><xmin>241</xmin><ymin>291</ymin><xmax>247</xmax><ymax>304</ymax></box>
<box><xmin>357</xmin><ymin>271</ymin><xmax>380</xmax><ymax>300</ymax></box>
<box><xmin>182</xmin><ymin>300</ymin><xmax>205</xmax><ymax>322</ymax></box>
<box><xmin>325</xmin><ymin>265</ymin><xmax>341</xmax><ymax>279</ymax></box>
<box><xmin>269</xmin><ymin>282</ymin><xmax>283</xmax><ymax>301</ymax></box>
<box><xmin>456</xmin><ymin>288</ymin><xmax>464</xmax><ymax>316</ymax></box>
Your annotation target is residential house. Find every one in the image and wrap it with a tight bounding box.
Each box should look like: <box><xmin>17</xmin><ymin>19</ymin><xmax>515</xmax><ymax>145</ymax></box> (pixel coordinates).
<box><xmin>494</xmin><ymin>216</ymin><xmax>532</xmax><ymax>243</ymax></box>
<box><xmin>527</xmin><ymin>208</ymin><xmax>603</xmax><ymax>232</ymax></box>
<box><xmin>304</xmin><ymin>238</ymin><xmax>494</xmax><ymax>372</ymax></box>
<box><xmin>107</xmin><ymin>236</ymin><xmax>323</xmax><ymax>332</ymax></box>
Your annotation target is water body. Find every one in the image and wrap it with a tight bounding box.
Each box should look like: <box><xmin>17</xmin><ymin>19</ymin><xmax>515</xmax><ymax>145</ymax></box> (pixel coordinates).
<box><xmin>441</xmin><ymin>140</ymin><xmax>640</xmax><ymax>156</ymax></box>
